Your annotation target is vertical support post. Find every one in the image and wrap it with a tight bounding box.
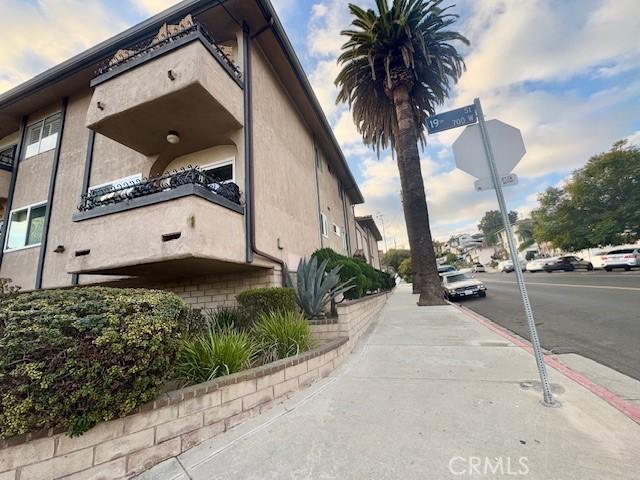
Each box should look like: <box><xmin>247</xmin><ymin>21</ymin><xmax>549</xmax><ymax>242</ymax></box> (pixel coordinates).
<box><xmin>474</xmin><ymin>97</ymin><xmax>557</xmax><ymax>407</ymax></box>
<box><xmin>36</xmin><ymin>97</ymin><xmax>68</xmax><ymax>289</ymax></box>
<box><xmin>242</xmin><ymin>23</ymin><xmax>254</xmax><ymax>264</ymax></box>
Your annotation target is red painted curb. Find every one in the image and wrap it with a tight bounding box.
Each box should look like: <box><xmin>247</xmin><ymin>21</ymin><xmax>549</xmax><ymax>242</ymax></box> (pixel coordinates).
<box><xmin>451</xmin><ymin>302</ymin><xmax>640</xmax><ymax>425</ymax></box>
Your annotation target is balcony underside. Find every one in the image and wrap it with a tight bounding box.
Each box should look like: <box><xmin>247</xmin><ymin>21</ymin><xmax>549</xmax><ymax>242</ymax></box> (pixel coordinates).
<box><xmin>86</xmin><ymin>38</ymin><xmax>243</xmax><ymax>157</ymax></box>
<box><xmin>73</xmin><ymin>255</ymin><xmax>268</xmax><ymax>278</ymax></box>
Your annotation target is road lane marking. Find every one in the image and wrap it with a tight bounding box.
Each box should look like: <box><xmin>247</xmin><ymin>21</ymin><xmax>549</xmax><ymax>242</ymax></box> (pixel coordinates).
<box><xmin>481</xmin><ymin>279</ymin><xmax>640</xmax><ymax>292</ymax></box>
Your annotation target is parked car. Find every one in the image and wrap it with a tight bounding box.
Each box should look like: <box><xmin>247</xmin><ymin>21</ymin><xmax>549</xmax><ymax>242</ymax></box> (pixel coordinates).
<box><xmin>498</xmin><ymin>259</ymin><xmax>525</xmax><ymax>273</ymax></box>
<box><xmin>438</xmin><ymin>264</ymin><xmax>458</xmax><ymax>276</ymax></box>
<box><xmin>543</xmin><ymin>256</ymin><xmax>593</xmax><ymax>272</ymax></box>
<box><xmin>526</xmin><ymin>258</ymin><xmax>549</xmax><ymax>272</ymax></box>
<box><xmin>441</xmin><ymin>272</ymin><xmax>487</xmax><ymax>300</ymax></box>
<box><xmin>472</xmin><ymin>263</ymin><xmax>486</xmax><ymax>273</ymax></box>
<box><xmin>601</xmin><ymin>248</ymin><xmax>640</xmax><ymax>271</ymax></box>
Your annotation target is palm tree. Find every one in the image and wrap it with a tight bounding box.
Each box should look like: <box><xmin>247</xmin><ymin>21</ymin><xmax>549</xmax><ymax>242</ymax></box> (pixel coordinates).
<box><xmin>335</xmin><ymin>0</ymin><xmax>468</xmax><ymax>305</ymax></box>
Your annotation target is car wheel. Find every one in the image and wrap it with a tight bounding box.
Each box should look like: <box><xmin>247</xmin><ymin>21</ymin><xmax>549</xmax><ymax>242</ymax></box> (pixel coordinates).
<box><xmin>479</xmin><ymin>291</ymin><xmax>486</xmax><ymax>298</ymax></box>
<box><xmin>605</xmin><ymin>267</ymin><xmax>612</xmax><ymax>272</ymax></box>
<box><xmin>587</xmin><ymin>264</ymin><xmax>593</xmax><ymax>271</ymax></box>
<box><xmin>625</xmin><ymin>266</ymin><xmax>631</xmax><ymax>271</ymax></box>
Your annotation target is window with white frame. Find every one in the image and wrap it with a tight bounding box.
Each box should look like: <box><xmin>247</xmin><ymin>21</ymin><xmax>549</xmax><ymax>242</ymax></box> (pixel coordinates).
<box><xmin>202</xmin><ymin>159</ymin><xmax>234</xmax><ymax>184</ymax></box>
<box><xmin>88</xmin><ymin>174</ymin><xmax>142</xmax><ymax>202</ymax></box>
<box><xmin>333</xmin><ymin>224</ymin><xmax>341</xmax><ymax>236</ymax></box>
<box><xmin>24</xmin><ymin>113</ymin><xmax>62</xmax><ymax>159</ymax></box>
<box><xmin>320</xmin><ymin>213</ymin><xmax>328</xmax><ymax>238</ymax></box>
<box><xmin>5</xmin><ymin>203</ymin><xmax>47</xmax><ymax>251</ymax></box>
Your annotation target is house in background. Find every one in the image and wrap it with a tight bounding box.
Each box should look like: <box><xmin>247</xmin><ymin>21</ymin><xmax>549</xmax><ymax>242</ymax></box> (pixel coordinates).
<box><xmin>0</xmin><ymin>0</ymin><xmax>378</xmax><ymax>309</ymax></box>
<box><xmin>354</xmin><ymin>215</ymin><xmax>382</xmax><ymax>269</ymax></box>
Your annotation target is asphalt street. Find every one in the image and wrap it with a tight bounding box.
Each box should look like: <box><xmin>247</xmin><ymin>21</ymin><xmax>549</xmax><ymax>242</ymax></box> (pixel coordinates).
<box><xmin>458</xmin><ymin>270</ymin><xmax>640</xmax><ymax>381</ymax></box>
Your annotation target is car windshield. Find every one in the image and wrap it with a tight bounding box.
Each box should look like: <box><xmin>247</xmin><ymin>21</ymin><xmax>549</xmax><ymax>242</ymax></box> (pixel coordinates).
<box><xmin>444</xmin><ymin>273</ymin><xmax>472</xmax><ymax>283</ymax></box>
<box><xmin>608</xmin><ymin>249</ymin><xmax>634</xmax><ymax>254</ymax></box>
<box><xmin>438</xmin><ymin>265</ymin><xmax>455</xmax><ymax>273</ymax></box>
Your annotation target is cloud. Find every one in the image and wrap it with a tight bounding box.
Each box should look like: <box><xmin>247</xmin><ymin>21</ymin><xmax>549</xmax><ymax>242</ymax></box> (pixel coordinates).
<box><xmin>132</xmin><ymin>0</ymin><xmax>176</xmax><ymax>15</ymax></box>
<box><xmin>0</xmin><ymin>0</ymin><xmax>128</xmax><ymax>94</ymax></box>
<box><xmin>456</xmin><ymin>0</ymin><xmax>640</xmax><ymax>97</ymax></box>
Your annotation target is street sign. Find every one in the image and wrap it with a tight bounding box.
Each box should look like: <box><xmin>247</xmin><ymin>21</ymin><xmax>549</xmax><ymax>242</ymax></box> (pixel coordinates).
<box><xmin>452</xmin><ymin>120</ymin><xmax>525</xmax><ymax>179</ymax></box>
<box><xmin>474</xmin><ymin>173</ymin><xmax>518</xmax><ymax>191</ymax></box>
<box><xmin>426</xmin><ymin>104</ymin><xmax>477</xmax><ymax>134</ymax></box>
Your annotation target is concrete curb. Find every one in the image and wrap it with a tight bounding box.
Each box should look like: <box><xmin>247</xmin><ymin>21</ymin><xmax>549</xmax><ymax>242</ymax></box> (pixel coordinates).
<box><xmin>450</xmin><ymin>301</ymin><xmax>640</xmax><ymax>425</ymax></box>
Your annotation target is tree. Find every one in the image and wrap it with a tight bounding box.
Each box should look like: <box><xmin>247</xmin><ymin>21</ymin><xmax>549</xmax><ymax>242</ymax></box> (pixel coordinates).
<box><xmin>478</xmin><ymin>210</ymin><xmax>518</xmax><ymax>245</ymax></box>
<box><xmin>380</xmin><ymin>248</ymin><xmax>411</xmax><ymax>272</ymax></box>
<box><xmin>398</xmin><ymin>257</ymin><xmax>412</xmax><ymax>282</ymax></box>
<box><xmin>336</xmin><ymin>0</ymin><xmax>468</xmax><ymax>305</ymax></box>
<box><xmin>532</xmin><ymin>141</ymin><xmax>640</xmax><ymax>250</ymax></box>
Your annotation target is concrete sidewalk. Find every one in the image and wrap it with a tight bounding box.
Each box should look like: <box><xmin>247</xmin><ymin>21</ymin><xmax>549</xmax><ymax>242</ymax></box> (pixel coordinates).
<box><xmin>139</xmin><ymin>284</ymin><xmax>640</xmax><ymax>479</ymax></box>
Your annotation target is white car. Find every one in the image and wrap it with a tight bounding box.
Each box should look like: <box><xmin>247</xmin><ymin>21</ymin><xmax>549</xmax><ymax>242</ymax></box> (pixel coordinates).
<box><xmin>472</xmin><ymin>263</ymin><xmax>486</xmax><ymax>273</ymax></box>
<box><xmin>602</xmin><ymin>248</ymin><xmax>640</xmax><ymax>271</ymax></box>
<box><xmin>442</xmin><ymin>272</ymin><xmax>487</xmax><ymax>300</ymax></box>
<box><xmin>526</xmin><ymin>258</ymin><xmax>549</xmax><ymax>272</ymax></box>
<box><xmin>498</xmin><ymin>259</ymin><xmax>526</xmax><ymax>273</ymax></box>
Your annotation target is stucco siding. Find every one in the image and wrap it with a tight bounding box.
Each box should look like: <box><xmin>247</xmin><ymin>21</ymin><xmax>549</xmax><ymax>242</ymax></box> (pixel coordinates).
<box><xmin>251</xmin><ymin>44</ymin><xmax>320</xmax><ymax>268</ymax></box>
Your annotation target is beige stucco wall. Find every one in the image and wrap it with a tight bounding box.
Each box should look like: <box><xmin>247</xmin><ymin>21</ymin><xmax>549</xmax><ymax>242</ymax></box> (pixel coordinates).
<box><xmin>41</xmin><ymin>93</ymin><xmax>93</xmax><ymax>288</ymax></box>
<box><xmin>0</xmin><ymin>172</ymin><xmax>10</xmax><ymax>200</ymax></box>
<box><xmin>316</xmin><ymin>150</ymin><xmax>350</xmax><ymax>255</ymax></box>
<box><xmin>251</xmin><ymin>44</ymin><xmax>321</xmax><ymax>268</ymax></box>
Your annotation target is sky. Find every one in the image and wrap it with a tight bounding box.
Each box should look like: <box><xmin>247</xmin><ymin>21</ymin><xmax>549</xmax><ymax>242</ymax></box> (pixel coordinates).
<box><xmin>2</xmin><ymin>0</ymin><xmax>639</xmax><ymax>248</ymax></box>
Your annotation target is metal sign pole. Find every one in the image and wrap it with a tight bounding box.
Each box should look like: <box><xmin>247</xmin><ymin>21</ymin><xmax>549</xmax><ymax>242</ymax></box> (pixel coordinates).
<box><xmin>473</xmin><ymin>98</ymin><xmax>557</xmax><ymax>407</ymax></box>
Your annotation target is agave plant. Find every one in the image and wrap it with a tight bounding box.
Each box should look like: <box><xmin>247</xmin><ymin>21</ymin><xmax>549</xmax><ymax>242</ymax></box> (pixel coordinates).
<box><xmin>286</xmin><ymin>257</ymin><xmax>353</xmax><ymax>318</ymax></box>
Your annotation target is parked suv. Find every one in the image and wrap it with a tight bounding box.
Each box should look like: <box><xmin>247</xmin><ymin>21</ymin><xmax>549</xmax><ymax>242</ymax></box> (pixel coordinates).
<box><xmin>543</xmin><ymin>256</ymin><xmax>593</xmax><ymax>272</ymax></box>
<box><xmin>602</xmin><ymin>248</ymin><xmax>640</xmax><ymax>271</ymax></box>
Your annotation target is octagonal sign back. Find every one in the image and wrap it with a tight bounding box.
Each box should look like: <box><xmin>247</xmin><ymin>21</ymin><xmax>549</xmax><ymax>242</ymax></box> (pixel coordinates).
<box><xmin>452</xmin><ymin>119</ymin><xmax>526</xmax><ymax>179</ymax></box>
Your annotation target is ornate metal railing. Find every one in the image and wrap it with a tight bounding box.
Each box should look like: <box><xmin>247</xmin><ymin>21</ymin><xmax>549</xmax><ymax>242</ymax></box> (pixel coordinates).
<box><xmin>78</xmin><ymin>167</ymin><xmax>242</xmax><ymax>212</ymax></box>
<box><xmin>0</xmin><ymin>146</ymin><xmax>15</xmax><ymax>170</ymax></box>
<box><xmin>94</xmin><ymin>21</ymin><xmax>242</xmax><ymax>81</ymax></box>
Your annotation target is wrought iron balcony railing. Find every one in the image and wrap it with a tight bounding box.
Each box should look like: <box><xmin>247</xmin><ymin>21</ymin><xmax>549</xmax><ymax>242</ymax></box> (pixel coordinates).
<box><xmin>94</xmin><ymin>20</ymin><xmax>242</xmax><ymax>82</ymax></box>
<box><xmin>78</xmin><ymin>167</ymin><xmax>242</xmax><ymax>212</ymax></box>
<box><xmin>0</xmin><ymin>145</ymin><xmax>15</xmax><ymax>171</ymax></box>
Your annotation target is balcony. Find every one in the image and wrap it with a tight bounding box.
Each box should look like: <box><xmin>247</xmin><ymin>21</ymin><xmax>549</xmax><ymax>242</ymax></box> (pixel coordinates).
<box><xmin>86</xmin><ymin>18</ymin><xmax>244</xmax><ymax>158</ymax></box>
<box><xmin>67</xmin><ymin>167</ymin><xmax>250</xmax><ymax>277</ymax></box>
<box><xmin>0</xmin><ymin>145</ymin><xmax>15</xmax><ymax>172</ymax></box>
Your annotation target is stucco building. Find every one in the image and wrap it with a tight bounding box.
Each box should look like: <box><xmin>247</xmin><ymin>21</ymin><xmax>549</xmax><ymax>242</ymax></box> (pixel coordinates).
<box><xmin>0</xmin><ymin>0</ymin><xmax>381</xmax><ymax>308</ymax></box>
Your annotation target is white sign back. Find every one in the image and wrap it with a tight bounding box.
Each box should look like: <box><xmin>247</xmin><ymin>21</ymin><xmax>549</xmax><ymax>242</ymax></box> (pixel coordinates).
<box><xmin>452</xmin><ymin>119</ymin><xmax>526</xmax><ymax>179</ymax></box>
<box><xmin>474</xmin><ymin>173</ymin><xmax>518</xmax><ymax>191</ymax></box>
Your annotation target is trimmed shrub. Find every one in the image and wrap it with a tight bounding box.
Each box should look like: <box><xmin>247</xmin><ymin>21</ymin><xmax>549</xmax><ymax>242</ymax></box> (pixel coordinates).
<box><xmin>339</xmin><ymin>260</ymin><xmax>366</xmax><ymax>299</ymax></box>
<box><xmin>252</xmin><ymin>310</ymin><xmax>312</xmax><ymax>362</ymax></box>
<box><xmin>0</xmin><ymin>287</ymin><xmax>187</xmax><ymax>438</ymax></box>
<box><xmin>354</xmin><ymin>258</ymin><xmax>380</xmax><ymax>291</ymax></box>
<box><xmin>176</xmin><ymin>328</ymin><xmax>255</xmax><ymax>384</ymax></box>
<box><xmin>236</xmin><ymin>287</ymin><xmax>296</xmax><ymax>321</ymax></box>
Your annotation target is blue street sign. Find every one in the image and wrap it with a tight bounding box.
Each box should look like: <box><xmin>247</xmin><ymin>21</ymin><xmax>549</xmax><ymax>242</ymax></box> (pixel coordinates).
<box><xmin>426</xmin><ymin>104</ymin><xmax>477</xmax><ymax>134</ymax></box>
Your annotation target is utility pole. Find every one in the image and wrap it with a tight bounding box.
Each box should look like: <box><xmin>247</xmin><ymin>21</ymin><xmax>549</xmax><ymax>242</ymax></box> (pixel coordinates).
<box><xmin>376</xmin><ymin>211</ymin><xmax>388</xmax><ymax>252</ymax></box>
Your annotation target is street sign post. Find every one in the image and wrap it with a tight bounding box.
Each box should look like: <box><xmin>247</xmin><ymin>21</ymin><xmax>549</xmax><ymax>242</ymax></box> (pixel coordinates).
<box><xmin>426</xmin><ymin>104</ymin><xmax>477</xmax><ymax>134</ymax></box>
<box><xmin>429</xmin><ymin>100</ymin><xmax>557</xmax><ymax>408</ymax></box>
<box><xmin>474</xmin><ymin>173</ymin><xmax>518</xmax><ymax>192</ymax></box>
<box><xmin>470</xmin><ymin>98</ymin><xmax>557</xmax><ymax>407</ymax></box>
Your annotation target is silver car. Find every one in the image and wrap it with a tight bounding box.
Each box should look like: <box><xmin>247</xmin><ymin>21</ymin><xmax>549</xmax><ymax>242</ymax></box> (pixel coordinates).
<box><xmin>442</xmin><ymin>272</ymin><xmax>487</xmax><ymax>300</ymax></box>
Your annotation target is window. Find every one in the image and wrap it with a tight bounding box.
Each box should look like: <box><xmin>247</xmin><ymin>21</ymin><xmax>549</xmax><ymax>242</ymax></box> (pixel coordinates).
<box><xmin>320</xmin><ymin>213</ymin><xmax>328</xmax><ymax>238</ymax></box>
<box><xmin>202</xmin><ymin>160</ymin><xmax>234</xmax><ymax>184</ymax></box>
<box><xmin>5</xmin><ymin>203</ymin><xmax>47</xmax><ymax>251</ymax></box>
<box><xmin>89</xmin><ymin>174</ymin><xmax>142</xmax><ymax>202</ymax></box>
<box><xmin>24</xmin><ymin>113</ymin><xmax>61</xmax><ymax>159</ymax></box>
<box><xmin>333</xmin><ymin>224</ymin><xmax>341</xmax><ymax>236</ymax></box>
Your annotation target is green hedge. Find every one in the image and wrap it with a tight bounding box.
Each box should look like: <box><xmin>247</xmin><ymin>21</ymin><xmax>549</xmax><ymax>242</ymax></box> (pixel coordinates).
<box><xmin>0</xmin><ymin>287</ymin><xmax>188</xmax><ymax>438</ymax></box>
<box><xmin>311</xmin><ymin>248</ymin><xmax>394</xmax><ymax>299</ymax></box>
<box><xmin>236</xmin><ymin>287</ymin><xmax>296</xmax><ymax>319</ymax></box>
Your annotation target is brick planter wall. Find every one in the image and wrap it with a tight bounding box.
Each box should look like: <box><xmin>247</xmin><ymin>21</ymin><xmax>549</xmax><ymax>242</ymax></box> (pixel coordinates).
<box><xmin>0</xmin><ymin>336</ymin><xmax>347</xmax><ymax>480</ymax></box>
<box><xmin>310</xmin><ymin>291</ymin><xmax>390</xmax><ymax>344</ymax></box>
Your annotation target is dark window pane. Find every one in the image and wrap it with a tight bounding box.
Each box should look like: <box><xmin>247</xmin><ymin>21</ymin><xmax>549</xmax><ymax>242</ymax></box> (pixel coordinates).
<box><xmin>27</xmin><ymin>205</ymin><xmax>46</xmax><ymax>245</ymax></box>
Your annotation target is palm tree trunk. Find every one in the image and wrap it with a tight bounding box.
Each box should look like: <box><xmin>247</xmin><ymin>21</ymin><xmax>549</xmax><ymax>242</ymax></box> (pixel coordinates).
<box><xmin>392</xmin><ymin>85</ymin><xmax>445</xmax><ymax>306</ymax></box>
